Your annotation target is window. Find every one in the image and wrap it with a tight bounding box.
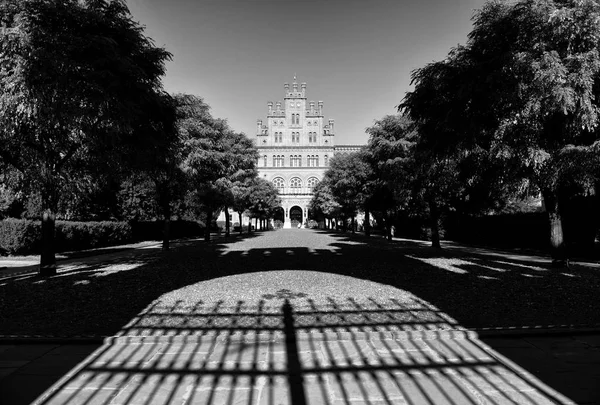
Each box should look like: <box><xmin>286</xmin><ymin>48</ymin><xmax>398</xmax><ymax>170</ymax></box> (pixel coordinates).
<box><xmin>316</xmin><ymin>155</ymin><xmax>319</xmax><ymax>166</ymax></box>
<box><xmin>263</xmin><ymin>155</ymin><xmax>267</xmax><ymax>167</ymax></box>
<box><xmin>296</xmin><ymin>101</ymin><xmax>301</xmax><ymax>107</ymax></box>
<box><xmin>324</xmin><ymin>155</ymin><xmax>328</xmax><ymax>166</ymax></box>
<box><xmin>307</xmin><ymin>177</ymin><xmax>319</xmax><ymax>189</ymax></box>
<box><xmin>308</xmin><ymin>122</ymin><xmax>311</xmax><ymax>126</ymax></box>
<box><xmin>273</xmin><ymin>177</ymin><xmax>285</xmax><ymax>191</ymax></box>
<box><xmin>290</xmin><ymin>177</ymin><xmax>302</xmax><ymax>193</ymax></box>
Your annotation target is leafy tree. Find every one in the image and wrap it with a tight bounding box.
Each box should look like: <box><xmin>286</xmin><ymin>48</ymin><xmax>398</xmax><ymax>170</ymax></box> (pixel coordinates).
<box><xmin>0</xmin><ymin>0</ymin><xmax>173</xmax><ymax>274</ymax></box>
<box><xmin>246</xmin><ymin>178</ymin><xmax>280</xmax><ymax>231</ymax></box>
<box><xmin>365</xmin><ymin>114</ymin><xmax>418</xmax><ymax>239</ymax></box>
<box><xmin>309</xmin><ymin>178</ymin><xmax>341</xmax><ymax>229</ymax></box>
<box><xmin>403</xmin><ymin>0</ymin><xmax>600</xmax><ymax>260</ymax></box>
<box><xmin>318</xmin><ymin>153</ymin><xmax>371</xmax><ymax>233</ymax></box>
<box><xmin>178</xmin><ymin>95</ymin><xmax>258</xmax><ymax>241</ymax></box>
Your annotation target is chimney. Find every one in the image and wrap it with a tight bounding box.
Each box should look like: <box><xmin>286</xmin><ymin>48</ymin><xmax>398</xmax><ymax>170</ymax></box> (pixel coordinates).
<box><xmin>257</xmin><ymin>119</ymin><xmax>262</xmax><ymax>133</ymax></box>
<box><xmin>268</xmin><ymin>101</ymin><xmax>273</xmax><ymax>114</ymax></box>
<box><xmin>328</xmin><ymin>119</ymin><xmax>334</xmax><ymax>132</ymax></box>
<box><xmin>318</xmin><ymin>101</ymin><xmax>323</xmax><ymax>114</ymax></box>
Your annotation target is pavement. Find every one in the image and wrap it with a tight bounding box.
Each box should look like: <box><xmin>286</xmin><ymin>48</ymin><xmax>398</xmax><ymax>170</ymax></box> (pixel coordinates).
<box><xmin>0</xmin><ymin>231</ymin><xmax>599</xmax><ymax>404</ymax></box>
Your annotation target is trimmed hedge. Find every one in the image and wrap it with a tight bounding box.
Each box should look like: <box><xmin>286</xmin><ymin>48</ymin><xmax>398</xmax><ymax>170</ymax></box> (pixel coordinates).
<box><xmin>0</xmin><ymin>219</ymin><xmax>40</xmax><ymax>255</ymax></box>
<box><xmin>55</xmin><ymin>221</ymin><xmax>132</xmax><ymax>252</ymax></box>
<box><xmin>130</xmin><ymin>220</ymin><xmax>205</xmax><ymax>242</ymax></box>
<box><xmin>0</xmin><ymin>219</ymin><xmax>132</xmax><ymax>255</ymax></box>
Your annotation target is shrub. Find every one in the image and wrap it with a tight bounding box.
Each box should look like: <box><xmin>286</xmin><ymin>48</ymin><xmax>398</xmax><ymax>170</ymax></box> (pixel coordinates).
<box><xmin>0</xmin><ymin>219</ymin><xmax>40</xmax><ymax>255</ymax></box>
<box><xmin>55</xmin><ymin>221</ymin><xmax>132</xmax><ymax>252</ymax></box>
<box><xmin>0</xmin><ymin>219</ymin><xmax>132</xmax><ymax>255</ymax></box>
<box><xmin>130</xmin><ymin>220</ymin><xmax>205</xmax><ymax>242</ymax></box>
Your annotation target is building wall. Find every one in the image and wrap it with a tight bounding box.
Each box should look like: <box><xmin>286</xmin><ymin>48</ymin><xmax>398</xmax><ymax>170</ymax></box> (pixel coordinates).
<box><xmin>218</xmin><ymin>77</ymin><xmax>363</xmax><ymax>229</ymax></box>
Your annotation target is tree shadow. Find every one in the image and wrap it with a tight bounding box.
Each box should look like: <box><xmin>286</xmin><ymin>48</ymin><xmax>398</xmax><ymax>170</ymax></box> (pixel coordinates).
<box><xmin>0</xmin><ymin>229</ymin><xmax>598</xmax><ymax>403</ymax></box>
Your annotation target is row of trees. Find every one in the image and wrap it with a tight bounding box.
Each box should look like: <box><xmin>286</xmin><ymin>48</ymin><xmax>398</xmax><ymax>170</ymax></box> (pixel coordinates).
<box><xmin>0</xmin><ymin>0</ymin><xmax>279</xmax><ymax>275</ymax></box>
<box><xmin>312</xmin><ymin>0</ymin><xmax>600</xmax><ymax>264</ymax></box>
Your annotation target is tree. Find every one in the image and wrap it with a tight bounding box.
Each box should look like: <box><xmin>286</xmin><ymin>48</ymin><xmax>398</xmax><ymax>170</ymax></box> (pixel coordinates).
<box><xmin>310</xmin><ymin>178</ymin><xmax>341</xmax><ymax>230</ymax></box>
<box><xmin>365</xmin><ymin>114</ymin><xmax>418</xmax><ymax>240</ymax></box>
<box><xmin>246</xmin><ymin>178</ymin><xmax>280</xmax><ymax>231</ymax></box>
<box><xmin>178</xmin><ymin>95</ymin><xmax>258</xmax><ymax>241</ymax></box>
<box><xmin>317</xmin><ymin>152</ymin><xmax>371</xmax><ymax>233</ymax></box>
<box><xmin>403</xmin><ymin>0</ymin><xmax>600</xmax><ymax>260</ymax></box>
<box><xmin>0</xmin><ymin>0</ymin><xmax>173</xmax><ymax>275</ymax></box>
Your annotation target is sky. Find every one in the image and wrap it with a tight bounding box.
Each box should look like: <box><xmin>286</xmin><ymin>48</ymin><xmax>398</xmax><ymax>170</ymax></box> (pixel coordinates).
<box><xmin>126</xmin><ymin>0</ymin><xmax>488</xmax><ymax>145</ymax></box>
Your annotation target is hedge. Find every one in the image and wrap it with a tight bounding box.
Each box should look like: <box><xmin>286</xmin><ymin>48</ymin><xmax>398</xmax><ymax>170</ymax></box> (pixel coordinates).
<box><xmin>130</xmin><ymin>220</ymin><xmax>205</xmax><ymax>242</ymax></box>
<box><xmin>0</xmin><ymin>219</ymin><xmax>132</xmax><ymax>255</ymax></box>
<box><xmin>0</xmin><ymin>219</ymin><xmax>41</xmax><ymax>255</ymax></box>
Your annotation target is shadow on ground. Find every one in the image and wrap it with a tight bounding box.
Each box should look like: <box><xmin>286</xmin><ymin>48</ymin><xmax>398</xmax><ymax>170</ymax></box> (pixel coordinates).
<box><xmin>30</xmin><ymin>297</ymin><xmax>576</xmax><ymax>404</ymax></box>
<box><xmin>0</xmin><ymin>229</ymin><xmax>598</xmax><ymax>404</ymax></box>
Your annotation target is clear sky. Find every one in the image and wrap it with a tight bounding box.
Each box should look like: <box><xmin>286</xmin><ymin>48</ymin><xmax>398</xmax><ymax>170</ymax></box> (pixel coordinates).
<box><xmin>126</xmin><ymin>0</ymin><xmax>488</xmax><ymax>145</ymax></box>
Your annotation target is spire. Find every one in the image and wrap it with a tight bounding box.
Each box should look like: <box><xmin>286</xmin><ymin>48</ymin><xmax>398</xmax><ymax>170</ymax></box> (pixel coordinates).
<box><xmin>293</xmin><ymin>73</ymin><xmax>297</xmax><ymax>82</ymax></box>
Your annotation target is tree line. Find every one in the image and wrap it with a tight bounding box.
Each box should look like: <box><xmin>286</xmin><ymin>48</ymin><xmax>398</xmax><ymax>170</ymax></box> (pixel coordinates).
<box><xmin>0</xmin><ymin>0</ymin><xmax>279</xmax><ymax>275</ymax></box>
<box><xmin>311</xmin><ymin>0</ymin><xmax>600</xmax><ymax>265</ymax></box>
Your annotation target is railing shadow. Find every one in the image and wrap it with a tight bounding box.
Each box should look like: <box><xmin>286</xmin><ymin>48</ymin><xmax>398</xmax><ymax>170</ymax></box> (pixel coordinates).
<box><xmin>35</xmin><ymin>294</ymin><xmax>573</xmax><ymax>405</ymax></box>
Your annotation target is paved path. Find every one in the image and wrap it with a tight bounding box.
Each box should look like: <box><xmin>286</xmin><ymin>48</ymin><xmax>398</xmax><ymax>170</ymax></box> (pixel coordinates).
<box><xmin>0</xmin><ymin>230</ymin><xmax>599</xmax><ymax>404</ymax></box>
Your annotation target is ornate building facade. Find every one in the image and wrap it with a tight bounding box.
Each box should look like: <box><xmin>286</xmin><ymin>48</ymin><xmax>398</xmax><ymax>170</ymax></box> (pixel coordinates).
<box><xmin>256</xmin><ymin>77</ymin><xmax>361</xmax><ymax>228</ymax></box>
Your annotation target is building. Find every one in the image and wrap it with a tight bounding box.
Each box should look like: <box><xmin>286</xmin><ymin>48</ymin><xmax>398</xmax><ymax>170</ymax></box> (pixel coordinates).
<box><xmin>255</xmin><ymin>76</ymin><xmax>362</xmax><ymax>228</ymax></box>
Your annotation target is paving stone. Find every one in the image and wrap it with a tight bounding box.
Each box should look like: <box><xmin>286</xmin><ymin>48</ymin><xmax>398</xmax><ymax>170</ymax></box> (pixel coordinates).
<box><xmin>0</xmin><ymin>373</ymin><xmax>64</xmax><ymax>405</ymax></box>
<box><xmin>90</xmin><ymin>342</ymin><xmax>163</xmax><ymax>365</ymax></box>
<box><xmin>573</xmin><ymin>334</ymin><xmax>600</xmax><ymax>348</ymax></box>
<box><xmin>40</xmin><ymin>387</ymin><xmax>122</xmax><ymax>405</ymax></box>
<box><xmin>324</xmin><ymin>371</ymin><xmax>409</xmax><ymax>403</ymax></box>
<box><xmin>63</xmin><ymin>370</ymin><xmax>134</xmax><ymax>390</ymax></box>
<box><xmin>0</xmin><ymin>367</ymin><xmax>18</xmax><ymax>379</ymax></box>
<box><xmin>0</xmin><ymin>360</ymin><xmax>29</xmax><ymax>368</ymax></box>
<box><xmin>0</xmin><ymin>344</ymin><xmax>59</xmax><ymax>361</ymax></box>
<box><xmin>256</xmin><ymin>375</ymin><xmax>289</xmax><ymax>405</ymax></box>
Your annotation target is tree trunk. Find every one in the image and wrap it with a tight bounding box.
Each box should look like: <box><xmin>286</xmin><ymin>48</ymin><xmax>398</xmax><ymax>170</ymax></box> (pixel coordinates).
<box><xmin>429</xmin><ymin>199</ymin><xmax>441</xmax><ymax>249</ymax></box>
<box><xmin>543</xmin><ymin>188</ymin><xmax>567</xmax><ymax>265</ymax></box>
<box><xmin>162</xmin><ymin>201</ymin><xmax>171</xmax><ymax>251</ymax></box>
<box><xmin>205</xmin><ymin>208</ymin><xmax>213</xmax><ymax>242</ymax></box>
<box><xmin>248</xmin><ymin>216</ymin><xmax>252</xmax><ymax>234</ymax></box>
<box><xmin>364</xmin><ymin>207</ymin><xmax>371</xmax><ymax>237</ymax></box>
<box><xmin>351</xmin><ymin>216</ymin><xmax>355</xmax><ymax>234</ymax></box>
<box><xmin>255</xmin><ymin>218</ymin><xmax>258</xmax><ymax>231</ymax></box>
<box><xmin>40</xmin><ymin>209</ymin><xmax>57</xmax><ymax>276</ymax></box>
<box><xmin>225</xmin><ymin>207</ymin><xmax>230</xmax><ymax>237</ymax></box>
<box><xmin>238</xmin><ymin>212</ymin><xmax>243</xmax><ymax>234</ymax></box>
<box><xmin>384</xmin><ymin>212</ymin><xmax>392</xmax><ymax>240</ymax></box>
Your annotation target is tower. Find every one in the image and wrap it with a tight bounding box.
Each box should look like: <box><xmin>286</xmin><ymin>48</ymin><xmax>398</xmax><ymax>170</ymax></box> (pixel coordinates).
<box><xmin>256</xmin><ymin>76</ymin><xmax>335</xmax><ymax>228</ymax></box>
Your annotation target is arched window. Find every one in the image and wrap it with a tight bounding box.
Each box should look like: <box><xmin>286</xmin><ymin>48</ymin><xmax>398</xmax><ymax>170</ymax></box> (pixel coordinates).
<box><xmin>298</xmin><ymin>155</ymin><xmax>302</xmax><ymax>167</ymax></box>
<box><xmin>324</xmin><ymin>155</ymin><xmax>328</xmax><ymax>166</ymax></box>
<box><xmin>273</xmin><ymin>177</ymin><xmax>285</xmax><ymax>191</ymax></box>
<box><xmin>307</xmin><ymin>177</ymin><xmax>319</xmax><ymax>189</ymax></box>
<box><xmin>290</xmin><ymin>177</ymin><xmax>302</xmax><ymax>193</ymax></box>
<box><xmin>263</xmin><ymin>155</ymin><xmax>267</xmax><ymax>167</ymax></box>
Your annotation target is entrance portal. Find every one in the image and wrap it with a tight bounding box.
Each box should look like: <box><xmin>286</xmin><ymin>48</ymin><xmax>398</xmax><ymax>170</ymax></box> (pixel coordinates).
<box><xmin>290</xmin><ymin>206</ymin><xmax>303</xmax><ymax>228</ymax></box>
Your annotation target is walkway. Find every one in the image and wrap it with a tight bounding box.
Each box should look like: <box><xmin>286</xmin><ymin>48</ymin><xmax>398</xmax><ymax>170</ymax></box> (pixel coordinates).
<box><xmin>0</xmin><ymin>230</ymin><xmax>598</xmax><ymax>404</ymax></box>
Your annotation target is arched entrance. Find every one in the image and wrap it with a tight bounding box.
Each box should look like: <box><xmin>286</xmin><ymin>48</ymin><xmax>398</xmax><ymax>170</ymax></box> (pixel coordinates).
<box><xmin>290</xmin><ymin>206</ymin><xmax>303</xmax><ymax>228</ymax></box>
